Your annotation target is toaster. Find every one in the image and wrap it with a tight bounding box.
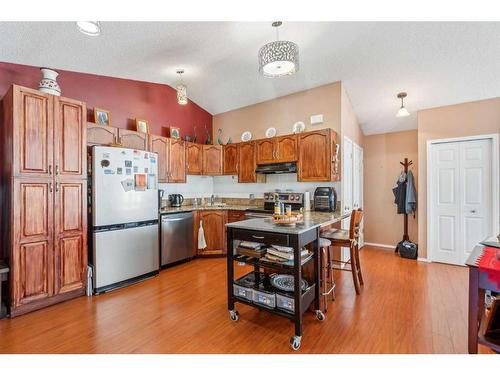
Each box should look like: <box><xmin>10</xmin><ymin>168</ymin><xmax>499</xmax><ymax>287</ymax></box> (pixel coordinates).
<box><xmin>314</xmin><ymin>187</ymin><xmax>337</xmax><ymax>212</ymax></box>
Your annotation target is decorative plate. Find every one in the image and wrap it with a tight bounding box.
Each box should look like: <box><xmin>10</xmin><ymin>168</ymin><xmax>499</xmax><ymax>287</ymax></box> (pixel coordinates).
<box><xmin>292</xmin><ymin>121</ymin><xmax>305</xmax><ymax>134</ymax></box>
<box><xmin>271</xmin><ymin>274</ymin><xmax>308</xmax><ymax>292</ymax></box>
<box><xmin>265</xmin><ymin>127</ymin><xmax>277</xmax><ymax>138</ymax></box>
<box><xmin>241</xmin><ymin>131</ymin><xmax>252</xmax><ymax>142</ymax></box>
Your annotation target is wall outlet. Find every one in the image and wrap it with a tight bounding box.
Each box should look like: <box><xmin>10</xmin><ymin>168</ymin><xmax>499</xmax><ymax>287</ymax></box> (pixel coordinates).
<box><xmin>310</xmin><ymin>114</ymin><xmax>324</xmax><ymax>125</ymax></box>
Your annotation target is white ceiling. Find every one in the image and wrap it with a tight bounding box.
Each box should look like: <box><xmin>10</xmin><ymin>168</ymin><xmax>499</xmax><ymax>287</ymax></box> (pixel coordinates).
<box><xmin>0</xmin><ymin>22</ymin><xmax>499</xmax><ymax>135</ymax></box>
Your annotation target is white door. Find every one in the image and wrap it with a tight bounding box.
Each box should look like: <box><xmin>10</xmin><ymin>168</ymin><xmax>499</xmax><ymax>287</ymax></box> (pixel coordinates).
<box><xmin>341</xmin><ymin>136</ymin><xmax>353</xmax><ymax>261</ymax></box>
<box><xmin>430</xmin><ymin>139</ymin><xmax>492</xmax><ymax>265</ymax></box>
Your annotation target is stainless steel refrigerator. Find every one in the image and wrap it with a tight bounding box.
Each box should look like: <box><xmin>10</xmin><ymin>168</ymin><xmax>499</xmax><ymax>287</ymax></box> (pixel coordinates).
<box><xmin>91</xmin><ymin>146</ymin><xmax>159</xmax><ymax>294</ymax></box>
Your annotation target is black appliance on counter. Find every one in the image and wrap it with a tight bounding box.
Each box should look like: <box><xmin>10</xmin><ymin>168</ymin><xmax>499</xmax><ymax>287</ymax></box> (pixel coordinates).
<box><xmin>314</xmin><ymin>187</ymin><xmax>337</xmax><ymax>212</ymax></box>
<box><xmin>168</xmin><ymin>194</ymin><xmax>184</xmax><ymax>207</ymax></box>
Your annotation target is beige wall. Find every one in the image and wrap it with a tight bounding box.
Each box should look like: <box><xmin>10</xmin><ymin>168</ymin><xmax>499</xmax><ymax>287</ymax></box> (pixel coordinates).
<box><xmin>417</xmin><ymin>97</ymin><xmax>500</xmax><ymax>259</ymax></box>
<box><xmin>363</xmin><ymin>130</ymin><xmax>418</xmax><ymax>247</ymax></box>
<box><xmin>341</xmin><ymin>86</ymin><xmax>364</xmax><ymax>147</ymax></box>
<box><xmin>213</xmin><ymin>82</ymin><xmax>342</xmax><ymax>141</ymax></box>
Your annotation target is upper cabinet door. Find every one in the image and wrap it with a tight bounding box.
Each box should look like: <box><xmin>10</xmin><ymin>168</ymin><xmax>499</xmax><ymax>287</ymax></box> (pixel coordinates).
<box><xmin>223</xmin><ymin>144</ymin><xmax>238</xmax><ymax>175</ymax></box>
<box><xmin>149</xmin><ymin>135</ymin><xmax>169</xmax><ymax>183</ymax></box>
<box><xmin>13</xmin><ymin>86</ymin><xmax>53</xmax><ymax>178</ymax></box>
<box><xmin>330</xmin><ymin>131</ymin><xmax>340</xmax><ymax>181</ymax></box>
<box><xmin>118</xmin><ymin>128</ymin><xmax>148</xmax><ymax>150</ymax></box>
<box><xmin>275</xmin><ymin>134</ymin><xmax>298</xmax><ymax>163</ymax></box>
<box><xmin>238</xmin><ymin>142</ymin><xmax>257</xmax><ymax>183</ymax></box>
<box><xmin>202</xmin><ymin>145</ymin><xmax>223</xmax><ymax>175</ymax></box>
<box><xmin>87</xmin><ymin>123</ymin><xmax>118</xmax><ymax>146</ymax></box>
<box><xmin>298</xmin><ymin>130</ymin><xmax>331</xmax><ymax>182</ymax></box>
<box><xmin>256</xmin><ymin>139</ymin><xmax>275</xmax><ymax>164</ymax></box>
<box><xmin>54</xmin><ymin>97</ymin><xmax>86</xmax><ymax>179</ymax></box>
<box><xmin>168</xmin><ymin>139</ymin><xmax>186</xmax><ymax>183</ymax></box>
<box><xmin>186</xmin><ymin>142</ymin><xmax>202</xmax><ymax>175</ymax></box>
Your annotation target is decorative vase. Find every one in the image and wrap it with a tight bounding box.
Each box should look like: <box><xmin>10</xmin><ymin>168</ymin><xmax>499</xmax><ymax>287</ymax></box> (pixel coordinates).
<box><xmin>38</xmin><ymin>68</ymin><xmax>61</xmax><ymax>96</ymax></box>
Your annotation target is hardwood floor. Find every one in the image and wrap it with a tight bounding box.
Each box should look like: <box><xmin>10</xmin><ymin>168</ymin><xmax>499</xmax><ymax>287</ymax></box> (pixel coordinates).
<box><xmin>0</xmin><ymin>246</ymin><xmax>491</xmax><ymax>353</ymax></box>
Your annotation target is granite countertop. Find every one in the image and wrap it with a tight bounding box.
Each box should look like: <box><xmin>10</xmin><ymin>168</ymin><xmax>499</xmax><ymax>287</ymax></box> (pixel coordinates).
<box><xmin>225</xmin><ymin>210</ymin><xmax>350</xmax><ymax>235</ymax></box>
<box><xmin>160</xmin><ymin>205</ymin><xmax>258</xmax><ymax>214</ymax></box>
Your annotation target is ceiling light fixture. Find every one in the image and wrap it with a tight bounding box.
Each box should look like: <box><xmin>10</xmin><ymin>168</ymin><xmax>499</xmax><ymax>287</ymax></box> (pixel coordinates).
<box><xmin>258</xmin><ymin>21</ymin><xmax>299</xmax><ymax>78</ymax></box>
<box><xmin>76</xmin><ymin>21</ymin><xmax>101</xmax><ymax>36</ymax></box>
<box><xmin>176</xmin><ymin>70</ymin><xmax>188</xmax><ymax>105</ymax></box>
<box><xmin>396</xmin><ymin>92</ymin><xmax>410</xmax><ymax>117</ymax></box>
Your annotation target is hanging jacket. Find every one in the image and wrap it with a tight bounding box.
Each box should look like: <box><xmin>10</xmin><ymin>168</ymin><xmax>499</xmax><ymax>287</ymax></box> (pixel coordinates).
<box><xmin>392</xmin><ymin>179</ymin><xmax>407</xmax><ymax>214</ymax></box>
<box><xmin>405</xmin><ymin>170</ymin><xmax>417</xmax><ymax>215</ymax></box>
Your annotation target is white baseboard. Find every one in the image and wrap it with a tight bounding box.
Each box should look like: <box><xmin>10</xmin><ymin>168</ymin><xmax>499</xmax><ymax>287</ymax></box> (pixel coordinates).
<box><xmin>417</xmin><ymin>257</ymin><xmax>430</xmax><ymax>263</ymax></box>
<box><xmin>364</xmin><ymin>242</ymin><xmax>394</xmax><ymax>250</ymax></box>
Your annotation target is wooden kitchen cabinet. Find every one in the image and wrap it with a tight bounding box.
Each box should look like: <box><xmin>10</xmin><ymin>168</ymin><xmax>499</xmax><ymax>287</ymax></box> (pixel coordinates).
<box><xmin>186</xmin><ymin>142</ymin><xmax>202</xmax><ymax>175</ymax></box>
<box><xmin>237</xmin><ymin>142</ymin><xmax>257</xmax><ymax>183</ymax></box>
<box><xmin>198</xmin><ymin>210</ymin><xmax>227</xmax><ymax>255</ymax></box>
<box><xmin>168</xmin><ymin>138</ymin><xmax>186</xmax><ymax>183</ymax></box>
<box><xmin>1</xmin><ymin>85</ymin><xmax>88</xmax><ymax>317</ymax></box>
<box><xmin>223</xmin><ymin>144</ymin><xmax>238</xmax><ymax>175</ymax></box>
<box><xmin>227</xmin><ymin>210</ymin><xmax>246</xmax><ymax>223</ymax></box>
<box><xmin>256</xmin><ymin>135</ymin><xmax>297</xmax><ymax>164</ymax></box>
<box><xmin>202</xmin><ymin>145</ymin><xmax>223</xmax><ymax>175</ymax></box>
<box><xmin>87</xmin><ymin>123</ymin><xmax>118</xmax><ymax>146</ymax></box>
<box><xmin>297</xmin><ymin>129</ymin><xmax>340</xmax><ymax>182</ymax></box>
<box><xmin>118</xmin><ymin>128</ymin><xmax>148</xmax><ymax>150</ymax></box>
<box><xmin>149</xmin><ymin>135</ymin><xmax>169</xmax><ymax>183</ymax></box>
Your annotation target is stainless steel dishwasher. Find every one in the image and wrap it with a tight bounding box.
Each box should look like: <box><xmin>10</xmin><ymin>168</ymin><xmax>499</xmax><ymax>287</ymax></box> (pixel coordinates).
<box><xmin>161</xmin><ymin>211</ymin><xmax>194</xmax><ymax>267</ymax></box>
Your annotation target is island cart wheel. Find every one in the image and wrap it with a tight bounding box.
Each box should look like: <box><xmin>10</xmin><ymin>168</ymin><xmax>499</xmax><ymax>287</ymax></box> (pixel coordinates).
<box><xmin>316</xmin><ymin>310</ymin><xmax>326</xmax><ymax>321</ymax></box>
<box><xmin>229</xmin><ymin>310</ymin><xmax>239</xmax><ymax>321</ymax></box>
<box><xmin>290</xmin><ymin>335</ymin><xmax>302</xmax><ymax>351</ymax></box>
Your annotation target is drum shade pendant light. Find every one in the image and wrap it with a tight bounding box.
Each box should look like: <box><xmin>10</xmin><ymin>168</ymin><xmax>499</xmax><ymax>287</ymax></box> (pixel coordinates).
<box><xmin>258</xmin><ymin>21</ymin><xmax>299</xmax><ymax>77</ymax></box>
<box><xmin>176</xmin><ymin>70</ymin><xmax>188</xmax><ymax>105</ymax></box>
<box><xmin>76</xmin><ymin>21</ymin><xmax>101</xmax><ymax>36</ymax></box>
<box><xmin>396</xmin><ymin>92</ymin><xmax>410</xmax><ymax>117</ymax></box>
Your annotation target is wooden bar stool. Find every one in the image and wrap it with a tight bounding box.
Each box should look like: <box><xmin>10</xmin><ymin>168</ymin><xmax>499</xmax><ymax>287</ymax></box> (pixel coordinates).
<box><xmin>319</xmin><ymin>238</ymin><xmax>335</xmax><ymax>312</ymax></box>
<box><xmin>321</xmin><ymin>209</ymin><xmax>364</xmax><ymax>295</ymax></box>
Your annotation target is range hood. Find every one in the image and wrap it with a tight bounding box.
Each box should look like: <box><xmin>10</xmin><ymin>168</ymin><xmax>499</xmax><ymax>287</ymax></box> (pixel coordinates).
<box><xmin>255</xmin><ymin>162</ymin><xmax>297</xmax><ymax>174</ymax></box>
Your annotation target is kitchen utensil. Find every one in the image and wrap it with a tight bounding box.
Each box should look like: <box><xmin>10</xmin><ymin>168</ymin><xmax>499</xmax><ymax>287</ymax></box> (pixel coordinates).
<box><xmin>271</xmin><ymin>274</ymin><xmax>308</xmax><ymax>292</ymax></box>
<box><xmin>168</xmin><ymin>194</ymin><xmax>184</xmax><ymax>207</ymax></box>
<box><xmin>241</xmin><ymin>131</ymin><xmax>252</xmax><ymax>142</ymax></box>
<box><xmin>292</xmin><ymin>121</ymin><xmax>305</xmax><ymax>134</ymax></box>
<box><xmin>265</xmin><ymin>127</ymin><xmax>277</xmax><ymax>138</ymax></box>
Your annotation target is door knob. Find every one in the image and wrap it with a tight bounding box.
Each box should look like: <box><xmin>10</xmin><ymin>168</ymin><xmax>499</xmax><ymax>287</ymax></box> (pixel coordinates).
<box><xmin>470</xmin><ymin>210</ymin><xmax>476</xmax><ymax>213</ymax></box>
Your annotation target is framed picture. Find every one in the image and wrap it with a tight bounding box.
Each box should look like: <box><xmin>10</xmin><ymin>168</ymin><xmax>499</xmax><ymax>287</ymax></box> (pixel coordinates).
<box><xmin>169</xmin><ymin>126</ymin><xmax>180</xmax><ymax>139</ymax></box>
<box><xmin>135</xmin><ymin>118</ymin><xmax>149</xmax><ymax>134</ymax></box>
<box><xmin>94</xmin><ymin>108</ymin><xmax>111</xmax><ymax>126</ymax></box>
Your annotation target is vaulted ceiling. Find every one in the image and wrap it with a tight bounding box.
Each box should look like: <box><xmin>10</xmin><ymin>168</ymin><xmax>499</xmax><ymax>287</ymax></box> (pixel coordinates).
<box><xmin>1</xmin><ymin>22</ymin><xmax>499</xmax><ymax>134</ymax></box>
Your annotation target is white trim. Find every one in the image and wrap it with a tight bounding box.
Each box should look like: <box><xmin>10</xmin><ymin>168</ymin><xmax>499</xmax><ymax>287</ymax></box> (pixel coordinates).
<box><xmin>364</xmin><ymin>242</ymin><xmax>394</xmax><ymax>250</ymax></box>
<box><xmin>427</xmin><ymin>133</ymin><xmax>499</xmax><ymax>264</ymax></box>
<box><xmin>417</xmin><ymin>257</ymin><xmax>430</xmax><ymax>263</ymax></box>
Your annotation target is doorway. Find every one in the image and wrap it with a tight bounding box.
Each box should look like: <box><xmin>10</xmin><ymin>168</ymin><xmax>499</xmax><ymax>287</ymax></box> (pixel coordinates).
<box><xmin>427</xmin><ymin>135</ymin><xmax>499</xmax><ymax>265</ymax></box>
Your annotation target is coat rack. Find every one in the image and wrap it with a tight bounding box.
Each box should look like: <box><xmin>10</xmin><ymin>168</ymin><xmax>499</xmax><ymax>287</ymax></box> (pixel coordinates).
<box><xmin>395</xmin><ymin>157</ymin><xmax>413</xmax><ymax>253</ymax></box>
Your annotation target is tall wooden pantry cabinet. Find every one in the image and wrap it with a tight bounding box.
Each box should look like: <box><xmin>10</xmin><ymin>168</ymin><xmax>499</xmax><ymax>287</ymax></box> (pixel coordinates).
<box><xmin>0</xmin><ymin>85</ymin><xmax>88</xmax><ymax>317</ymax></box>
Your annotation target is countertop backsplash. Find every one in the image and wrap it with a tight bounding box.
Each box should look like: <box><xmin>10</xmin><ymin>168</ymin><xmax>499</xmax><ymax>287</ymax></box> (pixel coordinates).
<box><xmin>159</xmin><ymin>173</ymin><xmax>341</xmax><ymax>200</ymax></box>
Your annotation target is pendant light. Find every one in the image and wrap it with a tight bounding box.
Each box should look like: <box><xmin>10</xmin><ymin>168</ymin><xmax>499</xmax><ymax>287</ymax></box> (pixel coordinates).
<box><xmin>258</xmin><ymin>21</ymin><xmax>299</xmax><ymax>77</ymax></box>
<box><xmin>76</xmin><ymin>21</ymin><xmax>101</xmax><ymax>36</ymax></box>
<box><xmin>176</xmin><ymin>70</ymin><xmax>188</xmax><ymax>105</ymax></box>
<box><xmin>396</xmin><ymin>92</ymin><xmax>410</xmax><ymax>117</ymax></box>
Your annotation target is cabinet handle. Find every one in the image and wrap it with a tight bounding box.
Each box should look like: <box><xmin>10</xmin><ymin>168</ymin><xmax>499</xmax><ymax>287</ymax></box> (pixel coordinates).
<box><xmin>55</xmin><ymin>165</ymin><xmax>59</xmax><ymax>175</ymax></box>
<box><xmin>252</xmin><ymin>235</ymin><xmax>265</xmax><ymax>239</ymax></box>
<box><xmin>49</xmin><ymin>165</ymin><xmax>52</xmax><ymax>175</ymax></box>
<box><xmin>49</xmin><ymin>182</ymin><xmax>53</xmax><ymax>192</ymax></box>
<box><xmin>56</xmin><ymin>182</ymin><xmax>59</xmax><ymax>192</ymax></box>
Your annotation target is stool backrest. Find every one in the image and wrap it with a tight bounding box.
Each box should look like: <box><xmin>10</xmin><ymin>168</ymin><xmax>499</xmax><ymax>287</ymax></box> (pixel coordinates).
<box><xmin>349</xmin><ymin>209</ymin><xmax>364</xmax><ymax>240</ymax></box>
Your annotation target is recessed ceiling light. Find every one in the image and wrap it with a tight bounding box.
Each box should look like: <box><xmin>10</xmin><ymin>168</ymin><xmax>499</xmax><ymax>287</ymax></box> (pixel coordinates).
<box><xmin>76</xmin><ymin>21</ymin><xmax>101</xmax><ymax>36</ymax></box>
<box><xmin>396</xmin><ymin>92</ymin><xmax>410</xmax><ymax>117</ymax></box>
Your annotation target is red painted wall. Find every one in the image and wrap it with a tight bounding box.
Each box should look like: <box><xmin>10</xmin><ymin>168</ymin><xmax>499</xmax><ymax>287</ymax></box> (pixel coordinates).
<box><xmin>0</xmin><ymin>61</ymin><xmax>213</xmax><ymax>143</ymax></box>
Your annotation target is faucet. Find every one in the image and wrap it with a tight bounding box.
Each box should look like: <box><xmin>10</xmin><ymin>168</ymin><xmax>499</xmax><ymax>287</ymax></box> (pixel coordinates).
<box><xmin>210</xmin><ymin>194</ymin><xmax>215</xmax><ymax>206</ymax></box>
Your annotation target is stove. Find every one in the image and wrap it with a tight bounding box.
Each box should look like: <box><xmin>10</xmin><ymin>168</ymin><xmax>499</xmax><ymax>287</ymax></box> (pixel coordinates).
<box><xmin>245</xmin><ymin>192</ymin><xmax>305</xmax><ymax>219</ymax></box>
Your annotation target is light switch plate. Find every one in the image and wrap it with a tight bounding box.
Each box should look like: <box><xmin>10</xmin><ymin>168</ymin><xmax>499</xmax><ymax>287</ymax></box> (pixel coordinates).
<box><xmin>310</xmin><ymin>114</ymin><xmax>324</xmax><ymax>125</ymax></box>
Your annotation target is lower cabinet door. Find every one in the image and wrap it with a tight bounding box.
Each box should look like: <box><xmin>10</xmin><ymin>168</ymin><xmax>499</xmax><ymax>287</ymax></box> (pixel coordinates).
<box><xmin>15</xmin><ymin>240</ymin><xmax>53</xmax><ymax>306</ymax></box>
<box><xmin>199</xmin><ymin>211</ymin><xmax>227</xmax><ymax>255</ymax></box>
<box><xmin>54</xmin><ymin>179</ymin><xmax>87</xmax><ymax>295</ymax></box>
